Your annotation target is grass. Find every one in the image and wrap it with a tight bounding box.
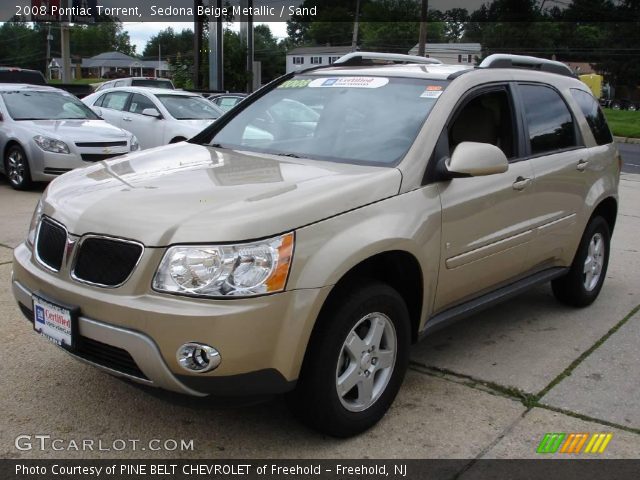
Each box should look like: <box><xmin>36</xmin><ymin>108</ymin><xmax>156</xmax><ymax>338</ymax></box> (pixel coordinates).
<box><xmin>603</xmin><ymin>108</ymin><xmax>640</xmax><ymax>138</ymax></box>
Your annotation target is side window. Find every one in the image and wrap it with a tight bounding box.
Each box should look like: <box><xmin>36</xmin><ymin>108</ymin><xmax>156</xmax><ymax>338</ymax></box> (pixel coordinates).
<box><xmin>128</xmin><ymin>93</ymin><xmax>156</xmax><ymax>114</ymax></box>
<box><xmin>101</xmin><ymin>91</ymin><xmax>130</xmax><ymax>111</ymax></box>
<box><xmin>519</xmin><ymin>84</ymin><xmax>577</xmax><ymax>155</ymax></box>
<box><xmin>93</xmin><ymin>94</ymin><xmax>105</xmax><ymax>107</ymax></box>
<box><xmin>570</xmin><ymin>89</ymin><xmax>613</xmax><ymax>146</ymax></box>
<box><xmin>448</xmin><ymin>88</ymin><xmax>516</xmax><ymax>159</ymax></box>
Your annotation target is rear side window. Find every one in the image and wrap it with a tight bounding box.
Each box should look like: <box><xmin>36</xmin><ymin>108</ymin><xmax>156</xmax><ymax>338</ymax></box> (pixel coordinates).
<box><xmin>570</xmin><ymin>89</ymin><xmax>613</xmax><ymax>146</ymax></box>
<box><xmin>519</xmin><ymin>84</ymin><xmax>577</xmax><ymax>156</ymax></box>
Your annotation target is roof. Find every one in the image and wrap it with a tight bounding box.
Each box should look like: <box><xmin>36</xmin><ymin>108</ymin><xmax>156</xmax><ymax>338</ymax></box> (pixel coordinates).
<box><xmin>305</xmin><ymin>63</ymin><xmax>474</xmax><ymax>80</ymax></box>
<box><xmin>287</xmin><ymin>46</ymin><xmax>353</xmax><ymax>56</ymax></box>
<box><xmin>96</xmin><ymin>86</ymin><xmax>200</xmax><ymax>96</ymax></box>
<box><xmin>52</xmin><ymin>52</ymin><xmax>169</xmax><ymax>70</ymax></box>
<box><xmin>0</xmin><ymin>83</ymin><xmax>60</xmax><ymax>92</ymax></box>
<box><xmin>408</xmin><ymin>43</ymin><xmax>482</xmax><ymax>55</ymax></box>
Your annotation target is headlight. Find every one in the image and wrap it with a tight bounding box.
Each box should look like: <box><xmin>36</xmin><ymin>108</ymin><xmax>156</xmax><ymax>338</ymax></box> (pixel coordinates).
<box><xmin>130</xmin><ymin>135</ymin><xmax>140</xmax><ymax>152</ymax></box>
<box><xmin>27</xmin><ymin>198</ymin><xmax>43</xmax><ymax>247</ymax></box>
<box><xmin>153</xmin><ymin>233</ymin><xmax>294</xmax><ymax>297</ymax></box>
<box><xmin>33</xmin><ymin>135</ymin><xmax>70</xmax><ymax>154</ymax></box>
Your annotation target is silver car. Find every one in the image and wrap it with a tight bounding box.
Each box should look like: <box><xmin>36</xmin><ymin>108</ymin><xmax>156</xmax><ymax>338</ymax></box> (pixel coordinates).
<box><xmin>0</xmin><ymin>84</ymin><xmax>138</xmax><ymax>190</ymax></box>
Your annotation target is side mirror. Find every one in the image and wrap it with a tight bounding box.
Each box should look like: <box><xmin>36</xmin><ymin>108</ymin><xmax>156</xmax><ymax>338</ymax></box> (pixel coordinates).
<box><xmin>90</xmin><ymin>106</ymin><xmax>103</xmax><ymax>117</ymax></box>
<box><xmin>446</xmin><ymin>141</ymin><xmax>509</xmax><ymax>177</ymax></box>
<box><xmin>141</xmin><ymin>108</ymin><xmax>161</xmax><ymax>118</ymax></box>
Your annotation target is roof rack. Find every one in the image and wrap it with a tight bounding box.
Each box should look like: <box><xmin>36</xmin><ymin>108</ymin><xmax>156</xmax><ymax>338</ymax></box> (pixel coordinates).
<box><xmin>333</xmin><ymin>52</ymin><xmax>442</xmax><ymax>66</ymax></box>
<box><xmin>479</xmin><ymin>54</ymin><xmax>575</xmax><ymax>78</ymax></box>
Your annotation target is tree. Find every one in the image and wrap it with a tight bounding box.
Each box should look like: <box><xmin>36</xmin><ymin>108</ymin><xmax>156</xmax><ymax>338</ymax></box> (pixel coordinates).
<box><xmin>143</xmin><ymin>27</ymin><xmax>194</xmax><ymax>59</ymax></box>
<box><xmin>253</xmin><ymin>25</ymin><xmax>286</xmax><ymax>84</ymax></box>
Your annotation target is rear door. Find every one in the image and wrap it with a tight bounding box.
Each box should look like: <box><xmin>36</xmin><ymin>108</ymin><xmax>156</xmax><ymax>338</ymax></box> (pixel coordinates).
<box><xmin>434</xmin><ymin>84</ymin><xmax>538</xmax><ymax>312</ymax></box>
<box><xmin>514</xmin><ymin>83</ymin><xmax>588</xmax><ymax>269</ymax></box>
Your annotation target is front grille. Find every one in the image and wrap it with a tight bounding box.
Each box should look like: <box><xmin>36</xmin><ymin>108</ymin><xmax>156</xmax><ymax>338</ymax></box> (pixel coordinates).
<box><xmin>36</xmin><ymin>217</ymin><xmax>67</xmax><ymax>271</ymax></box>
<box><xmin>73</xmin><ymin>237</ymin><xmax>143</xmax><ymax>287</ymax></box>
<box><xmin>43</xmin><ymin>167</ymin><xmax>72</xmax><ymax>176</ymax></box>
<box><xmin>81</xmin><ymin>153</ymin><xmax>123</xmax><ymax>162</ymax></box>
<box><xmin>75</xmin><ymin>141</ymin><xmax>127</xmax><ymax>148</ymax></box>
<box><xmin>75</xmin><ymin>336</ymin><xmax>148</xmax><ymax>380</ymax></box>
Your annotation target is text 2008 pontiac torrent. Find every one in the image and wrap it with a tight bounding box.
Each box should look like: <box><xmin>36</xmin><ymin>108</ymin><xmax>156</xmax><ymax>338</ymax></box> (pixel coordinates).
<box><xmin>12</xmin><ymin>53</ymin><xmax>620</xmax><ymax>437</ymax></box>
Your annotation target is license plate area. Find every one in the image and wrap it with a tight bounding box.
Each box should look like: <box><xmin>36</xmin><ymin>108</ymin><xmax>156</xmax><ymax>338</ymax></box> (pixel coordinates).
<box><xmin>32</xmin><ymin>294</ymin><xmax>78</xmax><ymax>350</ymax></box>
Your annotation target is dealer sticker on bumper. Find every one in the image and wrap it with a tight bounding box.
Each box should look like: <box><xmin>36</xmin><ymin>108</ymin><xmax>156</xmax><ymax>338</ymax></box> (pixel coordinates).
<box><xmin>33</xmin><ymin>295</ymin><xmax>74</xmax><ymax>348</ymax></box>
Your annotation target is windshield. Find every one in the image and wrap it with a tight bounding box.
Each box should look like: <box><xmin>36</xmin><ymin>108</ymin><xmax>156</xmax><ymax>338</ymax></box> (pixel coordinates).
<box><xmin>1</xmin><ymin>90</ymin><xmax>99</xmax><ymax>120</ymax></box>
<box><xmin>157</xmin><ymin>95</ymin><xmax>222</xmax><ymax>120</ymax></box>
<box><xmin>131</xmin><ymin>79</ymin><xmax>174</xmax><ymax>89</ymax></box>
<box><xmin>201</xmin><ymin>75</ymin><xmax>449</xmax><ymax>166</ymax></box>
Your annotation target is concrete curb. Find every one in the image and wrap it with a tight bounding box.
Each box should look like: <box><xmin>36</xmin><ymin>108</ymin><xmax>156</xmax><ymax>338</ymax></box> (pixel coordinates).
<box><xmin>614</xmin><ymin>136</ymin><xmax>640</xmax><ymax>145</ymax></box>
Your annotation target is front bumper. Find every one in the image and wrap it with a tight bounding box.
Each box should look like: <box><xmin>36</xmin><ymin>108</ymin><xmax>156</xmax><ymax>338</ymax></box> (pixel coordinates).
<box><xmin>12</xmin><ymin>243</ymin><xmax>331</xmax><ymax>396</ymax></box>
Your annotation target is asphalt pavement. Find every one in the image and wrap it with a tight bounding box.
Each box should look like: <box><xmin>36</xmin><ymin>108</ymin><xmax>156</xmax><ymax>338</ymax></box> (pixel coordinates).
<box><xmin>0</xmin><ymin>171</ymin><xmax>639</xmax><ymax>463</ymax></box>
<box><xmin>619</xmin><ymin>142</ymin><xmax>640</xmax><ymax>174</ymax></box>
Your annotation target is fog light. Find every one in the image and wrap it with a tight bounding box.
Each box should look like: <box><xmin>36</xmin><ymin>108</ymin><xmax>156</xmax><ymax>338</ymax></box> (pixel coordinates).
<box><xmin>176</xmin><ymin>343</ymin><xmax>221</xmax><ymax>373</ymax></box>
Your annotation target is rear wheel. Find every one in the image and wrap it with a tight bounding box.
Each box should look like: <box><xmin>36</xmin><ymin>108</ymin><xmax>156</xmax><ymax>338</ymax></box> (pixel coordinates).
<box><xmin>289</xmin><ymin>281</ymin><xmax>410</xmax><ymax>437</ymax></box>
<box><xmin>4</xmin><ymin>144</ymin><xmax>32</xmax><ymax>190</ymax></box>
<box><xmin>552</xmin><ymin>216</ymin><xmax>610</xmax><ymax>307</ymax></box>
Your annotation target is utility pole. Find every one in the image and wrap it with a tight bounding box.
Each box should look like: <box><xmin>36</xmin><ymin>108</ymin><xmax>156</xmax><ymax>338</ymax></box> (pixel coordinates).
<box><xmin>351</xmin><ymin>0</ymin><xmax>361</xmax><ymax>52</ymax></box>
<box><xmin>158</xmin><ymin>43</ymin><xmax>161</xmax><ymax>77</ymax></box>
<box><xmin>46</xmin><ymin>24</ymin><xmax>52</xmax><ymax>80</ymax></box>
<box><xmin>208</xmin><ymin>0</ymin><xmax>224</xmax><ymax>91</ymax></box>
<box><xmin>418</xmin><ymin>0</ymin><xmax>428</xmax><ymax>57</ymax></box>
<box><xmin>193</xmin><ymin>0</ymin><xmax>204</xmax><ymax>89</ymax></box>
<box><xmin>60</xmin><ymin>0</ymin><xmax>71</xmax><ymax>82</ymax></box>
<box><xmin>239</xmin><ymin>0</ymin><xmax>254</xmax><ymax>93</ymax></box>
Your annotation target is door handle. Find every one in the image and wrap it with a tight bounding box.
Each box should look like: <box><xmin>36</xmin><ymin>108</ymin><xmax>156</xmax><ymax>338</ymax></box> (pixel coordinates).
<box><xmin>512</xmin><ymin>176</ymin><xmax>532</xmax><ymax>191</ymax></box>
<box><xmin>576</xmin><ymin>159</ymin><xmax>589</xmax><ymax>171</ymax></box>
<box><xmin>123</xmin><ymin>117</ymin><xmax>132</xmax><ymax>122</ymax></box>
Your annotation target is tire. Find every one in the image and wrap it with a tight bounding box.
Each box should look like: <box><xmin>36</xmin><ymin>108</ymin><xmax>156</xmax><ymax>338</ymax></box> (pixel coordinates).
<box><xmin>4</xmin><ymin>144</ymin><xmax>32</xmax><ymax>190</ymax></box>
<box><xmin>552</xmin><ymin>216</ymin><xmax>611</xmax><ymax>307</ymax></box>
<box><xmin>289</xmin><ymin>281</ymin><xmax>411</xmax><ymax>437</ymax></box>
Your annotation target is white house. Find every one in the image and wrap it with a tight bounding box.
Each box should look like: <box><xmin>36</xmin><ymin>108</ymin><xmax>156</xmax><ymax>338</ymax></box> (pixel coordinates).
<box><xmin>286</xmin><ymin>46</ymin><xmax>353</xmax><ymax>73</ymax></box>
<box><xmin>50</xmin><ymin>52</ymin><xmax>170</xmax><ymax>80</ymax></box>
<box><xmin>408</xmin><ymin>43</ymin><xmax>482</xmax><ymax>65</ymax></box>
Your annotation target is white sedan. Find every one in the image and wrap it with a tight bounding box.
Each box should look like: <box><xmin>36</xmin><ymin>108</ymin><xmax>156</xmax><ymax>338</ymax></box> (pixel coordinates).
<box><xmin>82</xmin><ymin>87</ymin><xmax>224</xmax><ymax>150</ymax></box>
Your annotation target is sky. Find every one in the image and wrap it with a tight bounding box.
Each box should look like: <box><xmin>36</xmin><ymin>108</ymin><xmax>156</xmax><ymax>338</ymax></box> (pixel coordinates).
<box><xmin>124</xmin><ymin>22</ymin><xmax>289</xmax><ymax>55</ymax></box>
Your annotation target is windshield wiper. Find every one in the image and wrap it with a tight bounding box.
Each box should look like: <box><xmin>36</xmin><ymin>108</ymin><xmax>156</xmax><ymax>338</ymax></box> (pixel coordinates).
<box><xmin>276</xmin><ymin>152</ymin><xmax>301</xmax><ymax>158</ymax></box>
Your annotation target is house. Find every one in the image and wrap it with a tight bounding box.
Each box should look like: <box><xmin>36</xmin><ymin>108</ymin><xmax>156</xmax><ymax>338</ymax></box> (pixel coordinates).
<box><xmin>408</xmin><ymin>43</ymin><xmax>482</xmax><ymax>65</ymax></box>
<box><xmin>49</xmin><ymin>52</ymin><xmax>170</xmax><ymax>80</ymax></box>
<box><xmin>286</xmin><ymin>46</ymin><xmax>353</xmax><ymax>73</ymax></box>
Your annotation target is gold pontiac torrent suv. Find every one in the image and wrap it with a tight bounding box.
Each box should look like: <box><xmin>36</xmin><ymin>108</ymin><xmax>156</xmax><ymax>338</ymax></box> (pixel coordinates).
<box><xmin>12</xmin><ymin>53</ymin><xmax>620</xmax><ymax>437</ymax></box>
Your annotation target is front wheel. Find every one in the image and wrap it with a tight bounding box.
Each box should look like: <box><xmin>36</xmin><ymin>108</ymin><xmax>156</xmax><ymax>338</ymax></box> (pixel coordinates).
<box><xmin>4</xmin><ymin>144</ymin><xmax>32</xmax><ymax>190</ymax></box>
<box><xmin>289</xmin><ymin>281</ymin><xmax>410</xmax><ymax>437</ymax></box>
<box><xmin>552</xmin><ymin>216</ymin><xmax>611</xmax><ymax>307</ymax></box>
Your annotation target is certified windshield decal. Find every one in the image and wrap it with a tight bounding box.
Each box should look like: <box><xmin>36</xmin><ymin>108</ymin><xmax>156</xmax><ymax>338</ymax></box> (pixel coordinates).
<box><xmin>420</xmin><ymin>86</ymin><xmax>444</xmax><ymax>98</ymax></box>
<box><xmin>308</xmin><ymin>77</ymin><xmax>389</xmax><ymax>88</ymax></box>
<box><xmin>277</xmin><ymin>79</ymin><xmax>313</xmax><ymax>89</ymax></box>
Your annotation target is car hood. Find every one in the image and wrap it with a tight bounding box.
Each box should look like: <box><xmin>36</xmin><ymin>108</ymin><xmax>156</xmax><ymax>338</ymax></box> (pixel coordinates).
<box><xmin>19</xmin><ymin>119</ymin><xmax>129</xmax><ymax>142</ymax></box>
<box><xmin>43</xmin><ymin>142</ymin><xmax>402</xmax><ymax>246</ymax></box>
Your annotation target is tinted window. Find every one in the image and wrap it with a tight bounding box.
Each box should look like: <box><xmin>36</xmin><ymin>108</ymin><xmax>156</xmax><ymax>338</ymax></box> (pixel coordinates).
<box><xmin>520</xmin><ymin>84</ymin><xmax>577</xmax><ymax>155</ymax></box>
<box><xmin>101</xmin><ymin>91</ymin><xmax>130</xmax><ymax>111</ymax></box>
<box><xmin>571</xmin><ymin>89</ymin><xmax>613</xmax><ymax>146</ymax></box>
<box><xmin>449</xmin><ymin>89</ymin><xmax>515</xmax><ymax>159</ymax></box>
<box><xmin>131</xmin><ymin>79</ymin><xmax>174</xmax><ymax>89</ymax></box>
<box><xmin>0</xmin><ymin>70</ymin><xmax>46</xmax><ymax>85</ymax></box>
<box><xmin>128</xmin><ymin>93</ymin><xmax>156</xmax><ymax>114</ymax></box>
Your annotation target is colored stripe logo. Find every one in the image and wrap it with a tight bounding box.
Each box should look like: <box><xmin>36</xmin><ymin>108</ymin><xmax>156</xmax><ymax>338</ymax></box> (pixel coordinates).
<box><xmin>537</xmin><ymin>433</ymin><xmax>612</xmax><ymax>454</ymax></box>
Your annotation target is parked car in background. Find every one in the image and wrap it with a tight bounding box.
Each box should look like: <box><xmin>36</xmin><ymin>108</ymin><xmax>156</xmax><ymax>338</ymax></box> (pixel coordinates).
<box><xmin>95</xmin><ymin>77</ymin><xmax>175</xmax><ymax>92</ymax></box>
<box><xmin>82</xmin><ymin>87</ymin><xmax>223</xmax><ymax>149</ymax></box>
<box><xmin>0</xmin><ymin>67</ymin><xmax>47</xmax><ymax>86</ymax></box>
<box><xmin>208</xmin><ymin>93</ymin><xmax>247</xmax><ymax>112</ymax></box>
<box><xmin>0</xmin><ymin>84</ymin><xmax>138</xmax><ymax>190</ymax></box>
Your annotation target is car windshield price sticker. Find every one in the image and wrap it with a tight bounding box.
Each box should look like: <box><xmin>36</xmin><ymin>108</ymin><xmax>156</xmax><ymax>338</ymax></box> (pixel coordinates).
<box><xmin>33</xmin><ymin>295</ymin><xmax>73</xmax><ymax>347</ymax></box>
<box><xmin>308</xmin><ymin>77</ymin><xmax>389</xmax><ymax>88</ymax></box>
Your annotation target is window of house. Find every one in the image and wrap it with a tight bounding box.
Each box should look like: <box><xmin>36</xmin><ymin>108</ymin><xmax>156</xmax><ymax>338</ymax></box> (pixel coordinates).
<box><xmin>292</xmin><ymin>57</ymin><xmax>304</xmax><ymax>65</ymax></box>
<box><xmin>458</xmin><ymin>54</ymin><xmax>462</xmax><ymax>63</ymax></box>
<box><xmin>570</xmin><ymin>89</ymin><xmax>613</xmax><ymax>146</ymax></box>
<box><xmin>328</xmin><ymin>56</ymin><xmax>341</xmax><ymax>64</ymax></box>
<box><xmin>519</xmin><ymin>84</ymin><xmax>577</xmax><ymax>155</ymax></box>
<box><xmin>310</xmin><ymin>57</ymin><xmax>323</xmax><ymax>65</ymax></box>
<box><xmin>467</xmin><ymin>54</ymin><xmax>472</xmax><ymax>63</ymax></box>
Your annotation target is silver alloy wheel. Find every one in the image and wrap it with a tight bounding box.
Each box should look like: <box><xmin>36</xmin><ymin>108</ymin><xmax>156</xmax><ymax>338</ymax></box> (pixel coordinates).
<box><xmin>335</xmin><ymin>312</ymin><xmax>397</xmax><ymax>412</ymax></box>
<box><xmin>583</xmin><ymin>232</ymin><xmax>605</xmax><ymax>291</ymax></box>
<box><xmin>7</xmin><ymin>149</ymin><xmax>25</xmax><ymax>186</ymax></box>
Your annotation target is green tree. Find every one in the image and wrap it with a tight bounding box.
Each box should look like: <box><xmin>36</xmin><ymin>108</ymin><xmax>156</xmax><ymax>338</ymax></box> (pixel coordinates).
<box><xmin>143</xmin><ymin>27</ymin><xmax>195</xmax><ymax>59</ymax></box>
<box><xmin>254</xmin><ymin>25</ymin><xmax>286</xmax><ymax>84</ymax></box>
